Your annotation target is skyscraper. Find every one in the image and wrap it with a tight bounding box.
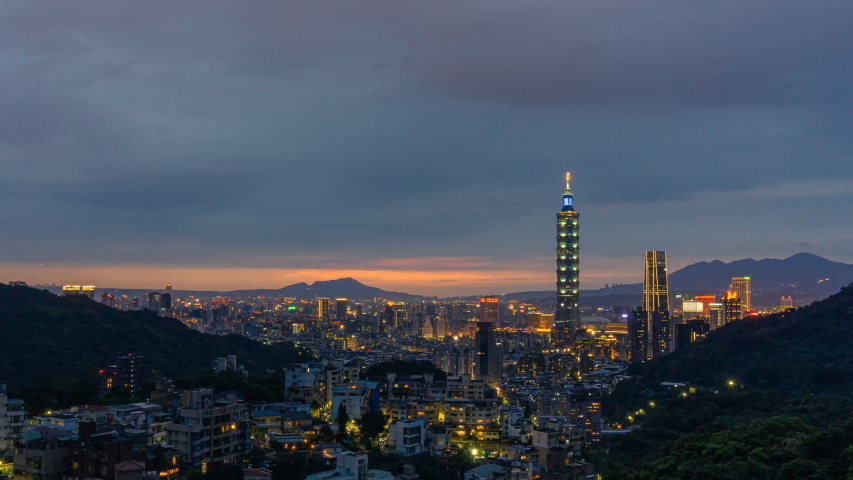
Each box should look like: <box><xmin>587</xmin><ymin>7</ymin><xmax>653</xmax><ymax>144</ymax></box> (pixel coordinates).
<box><xmin>638</xmin><ymin>251</ymin><xmax>671</xmax><ymax>359</ymax></box>
<box><xmin>474</xmin><ymin>322</ymin><xmax>502</xmax><ymax>387</ymax></box>
<box><xmin>643</xmin><ymin>251</ymin><xmax>669</xmax><ymax>313</ymax></box>
<box><xmin>335</xmin><ymin>298</ymin><xmax>348</xmax><ymax>320</ymax></box>
<box><xmin>723</xmin><ymin>291</ymin><xmax>742</xmax><ymax>324</ymax></box>
<box><xmin>479</xmin><ymin>296</ymin><xmax>500</xmax><ymax>325</ymax></box>
<box><xmin>627</xmin><ymin>308</ymin><xmax>649</xmax><ymax>363</ymax></box>
<box><xmin>317</xmin><ymin>298</ymin><xmax>331</xmax><ymax>319</ymax></box>
<box><xmin>555</xmin><ymin>172</ymin><xmax>580</xmax><ymax>346</ymax></box>
<box><xmin>165</xmin><ymin>282</ymin><xmax>172</xmax><ymax>296</ymax></box>
<box><xmin>730</xmin><ymin>277</ymin><xmax>752</xmax><ymax>314</ymax></box>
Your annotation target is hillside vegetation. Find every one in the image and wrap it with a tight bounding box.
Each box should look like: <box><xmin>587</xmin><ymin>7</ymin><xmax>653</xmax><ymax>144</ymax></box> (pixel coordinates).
<box><xmin>0</xmin><ymin>284</ymin><xmax>311</xmax><ymax>391</ymax></box>
<box><xmin>595</xmin><ymin>284</ymin><xmax>853</xmax><ymax>479</ymax></box>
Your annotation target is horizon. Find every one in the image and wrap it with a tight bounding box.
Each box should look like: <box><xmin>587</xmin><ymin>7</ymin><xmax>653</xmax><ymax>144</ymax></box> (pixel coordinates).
<box><xmin>9</xmin><ymin>251</ymin><xmax>845</xmax><ymax>297</ymax></box>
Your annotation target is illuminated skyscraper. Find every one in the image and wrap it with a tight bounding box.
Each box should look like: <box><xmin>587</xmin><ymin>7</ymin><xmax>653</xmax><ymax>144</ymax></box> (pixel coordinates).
<box><xmin>730</xmin><ymin>277</ymin><xmax>751</xmax><ymax>314</ymax></box>
<box><xmin>479</xmin><ymin>296</ymin><xmax>500</xmax><ymax>325</ymax></box>
<box><xmin>317</xmin><ymin>298</ymin><xmax>331</xmax><ymax>319</ymax></box>
<box><xmin>639</xmin><ymin>251</ymin><xmax>671</xmax><ymax>358</ymax></box>
<box><xmin>555</xmin><ymin>172</ymin><xmax>580</xmax><ymax>346</ymax></box>
<box><xmin>723</xmin><ymin>291</ymin><xmax>742</xmax><ymax>323</ymax></box>
<box><xmin>165</xmin><ymin>283</ymin><xmax>172</xmax><ymax>296</ymax></box>
<box><xmin>643</xmin><ymin>251</ymin><xmax>669</xmax><ymax>313</ymax></box>
<box><xmin>474</xmin><ymin>322</ymin><xmax>502</xmax><ymax>387</ymax></box>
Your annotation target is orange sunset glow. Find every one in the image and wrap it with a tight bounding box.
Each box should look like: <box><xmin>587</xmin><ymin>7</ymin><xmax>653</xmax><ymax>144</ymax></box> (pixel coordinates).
<box><xmin>0</xmin><ymin>256</ymin><xmax>645</xmax><ymax>297</ymax></box>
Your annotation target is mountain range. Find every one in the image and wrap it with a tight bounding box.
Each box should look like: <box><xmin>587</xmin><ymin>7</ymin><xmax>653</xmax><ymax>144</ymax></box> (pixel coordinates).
<box><xmin>504</xmin><ymin>253</ymin><xmax>853</xmax><ymax>306</ymax></box>
<box><xmin>41</xmin><ymin>253</ymin><xmax>853</xmax><ymax>305</ymax></box>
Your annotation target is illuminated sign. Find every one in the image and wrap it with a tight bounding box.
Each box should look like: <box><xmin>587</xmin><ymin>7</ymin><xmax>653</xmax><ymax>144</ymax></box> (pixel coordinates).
<box><xmin>159</xmin><ymin>468</ymin><xmax>179</xmax><ymax>477</ymax></box>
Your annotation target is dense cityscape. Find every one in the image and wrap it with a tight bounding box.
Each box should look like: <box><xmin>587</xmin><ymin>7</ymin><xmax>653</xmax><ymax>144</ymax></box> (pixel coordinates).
<box><xmin>3</xmin><ymin>2</ymin><xmax>853</xmax><ymax>480</ymax></box>
<box><xmin>1</xmin><ymin>175</ymin><xmax>827</xmax><ymax>480</ymax></box>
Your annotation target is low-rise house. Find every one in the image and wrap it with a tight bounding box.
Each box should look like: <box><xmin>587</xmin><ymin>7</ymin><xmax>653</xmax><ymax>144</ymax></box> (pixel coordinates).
<box><xmin>464</xmin><ymin>464</ymin><xmax>505</xmax><ymax>480</ymax></box>
<box><xmin>13</xmin><ymin>427</ymin><xmax>74</xmax><ymax>480</ymax></box>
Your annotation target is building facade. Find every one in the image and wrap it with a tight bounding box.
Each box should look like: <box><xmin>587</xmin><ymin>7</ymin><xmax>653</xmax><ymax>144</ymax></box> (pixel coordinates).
<box><xmin>555</xmin><ymin>172</ymin><xmax>580</xmax><ymax>346</ymax></box>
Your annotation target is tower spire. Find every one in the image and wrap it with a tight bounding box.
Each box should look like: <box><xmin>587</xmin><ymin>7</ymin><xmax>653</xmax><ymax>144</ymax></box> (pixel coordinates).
<box><xmin>565</xmin><ymin>172</ymin><xmax>572</xmax><ymax>194</ymax></box>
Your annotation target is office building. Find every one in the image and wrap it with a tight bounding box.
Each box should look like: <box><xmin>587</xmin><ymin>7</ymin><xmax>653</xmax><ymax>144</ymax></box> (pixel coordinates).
<box><xmin>62</xmin><ymin>285</ymin><xmax>96</xmax><ymax>299</ymax></box>
<box><xmin>709</xmin><ymin>303</ymin><xmax>725</xmax><ymax>330</ymax></box>
<box><xmin>682</xmin><ymin>300</ymin><xmax>704</xmax><ymax>320</ymax></box>
<box><xmin>317</xmin><ymin>298</ymin><xmax>331</xmax><ymax>319</ymax></box>
<box><xmin>147</xmin><ymin>292</ymin><xmax>161</xmax><ymax>312</ymax></box>
<box><xmin>165</xmin><ymin>283</ymin><xmax>172</xmax><ymax>296</ymax></box>
<box><xmin>479</xmin><ymin>296</ymin><xmax>500</xmax><ymax>325</ymax></box>
<box><xmin>627</xmin><ymin>308</ymin><xmax>649</xmax><ymax>363</ymax></box>
<box><xmin>694</xmin><ymin>295</ymin><xmax>717</xmax><ymax>316</ymax></box>
<box><xmin>335</xmin><ymin>299</ymin><xmax>348</xmax><ymax>320</ymax></box>
<box><xmin>474</xmin><ymin>322</ymin><xmax>502</xmax><ymax>387</ymax></box>
<box><xmin>730</xmin><ymin>277</ymin><xmax>751</xmax><ymax>314</ymax></box>
<box><xmin>673</xmin><ymin>320</ymin><xmax>710</xmax><ymax>349</ymax></box>
<box><xmin>643</xmin><ymin>251</ymin><xmax>669</xmax><ymax>313</ymax></box>
<box><xmin>631</xmin><ymin>251</ymin><xmax>672</xmax><ymax>359</ymax></box>
<box><xmin>780</xmin><ymin>296</ymin><xmax>794</xmax><ymax>309</ymax></box>
<box><xmin>555</xmin><ymin>172</ymin><xmax>580</xmax><ymax>346</ymax></box>
<box><xmin>723</xmin><ymin>291</ymin><xmax>742</xmax><ymax>324</ymax></box>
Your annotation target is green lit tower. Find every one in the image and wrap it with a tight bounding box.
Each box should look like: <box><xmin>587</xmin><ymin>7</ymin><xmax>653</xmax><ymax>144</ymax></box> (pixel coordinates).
<box><xmin>555</xmin><ymin>172</ymin><xmax>580</xmax><ymax>346</ymax></box>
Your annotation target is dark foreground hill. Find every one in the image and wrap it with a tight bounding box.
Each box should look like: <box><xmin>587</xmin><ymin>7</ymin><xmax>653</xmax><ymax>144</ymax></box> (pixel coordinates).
<box><xmin>595</xmin><ymin>284</ymin><xmax>853</xmax><ymax>479</ymax></box>
<box><xmin>0</xmin><ymin>284</ymin><xmax>311</xmax><ymax>390</ymax></box>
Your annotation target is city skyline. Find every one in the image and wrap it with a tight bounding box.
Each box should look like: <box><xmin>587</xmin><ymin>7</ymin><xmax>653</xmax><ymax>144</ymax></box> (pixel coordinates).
<box><xmin>2</xmin><ymin>2</ymin><xmax>852</xmax><ymax>296</ymax></box>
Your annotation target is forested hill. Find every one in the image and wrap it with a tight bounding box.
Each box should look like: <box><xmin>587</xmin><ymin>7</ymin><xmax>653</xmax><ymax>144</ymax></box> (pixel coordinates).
<box><xmin>595</xmin><ymin>284</ymin><xmax>853</xmax><ymax>479</ymax></box>
<box><xmin>0</xmin><ymin>284</ymin><xmax>311</xmax><ymax>390</ymax></box>
<box><xmin>631</xmin><ymin>282</ymin><xmax>853</xmax><ymax>392</ymax></box>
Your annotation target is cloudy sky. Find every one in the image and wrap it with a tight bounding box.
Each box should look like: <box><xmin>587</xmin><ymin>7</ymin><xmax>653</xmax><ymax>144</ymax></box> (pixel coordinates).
<box><xmin>2</xmin><ymin>1</ymin><xmax>852</xmax><ymax>296</ymax></box>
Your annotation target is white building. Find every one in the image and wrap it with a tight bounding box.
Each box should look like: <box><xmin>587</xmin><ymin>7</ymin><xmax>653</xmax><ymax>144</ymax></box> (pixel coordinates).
<box><xmin>499</xmin><ymin>405</ymin><xmax>526</xmax><ymax>438</ymax></box>
<box><xmin>388</xmin><ymin>419</ymin><xmax>425</xmax><ymax>456</ymax></box>
<box><xmin>0</xmin><ymin>384</ymin><xmax>28</xmax><ymax>451</ymax></box>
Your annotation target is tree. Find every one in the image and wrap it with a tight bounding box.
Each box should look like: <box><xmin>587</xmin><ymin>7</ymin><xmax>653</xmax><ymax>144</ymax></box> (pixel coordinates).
<box><xmin>335</xmin><ymin>403</ymin><xmax>349</xmax><ymax>439</ymax></box>
<box><xmin>356</xmin><ymin>410</ymin><xmax>389</xmax><ymax>449</ymax></box>
<box><xmin>148</xmin><ymin>446</ymin><xmax>169</xmax><ymax>473</ymax></box>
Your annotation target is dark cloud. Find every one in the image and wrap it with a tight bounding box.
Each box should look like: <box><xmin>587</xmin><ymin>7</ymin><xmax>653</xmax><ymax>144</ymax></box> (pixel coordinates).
<box><xmin>0</xmin><ymin>0</ymin><xmax>851</xmax><ymax>278</ymax></box>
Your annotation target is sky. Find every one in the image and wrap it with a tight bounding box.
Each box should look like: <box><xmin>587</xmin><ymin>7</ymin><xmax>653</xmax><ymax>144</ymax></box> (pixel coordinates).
<box><xmin>2</xmin><ymin>1</ymin><xmax>852</xmax><ymax>296</ymax></box>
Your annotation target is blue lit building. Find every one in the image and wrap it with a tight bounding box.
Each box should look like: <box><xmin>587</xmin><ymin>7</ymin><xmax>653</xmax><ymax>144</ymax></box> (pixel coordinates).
<box><xmin>555</xmin><ymin>173</ymin><xmax>580</xmax><ymax>346</ymax></box>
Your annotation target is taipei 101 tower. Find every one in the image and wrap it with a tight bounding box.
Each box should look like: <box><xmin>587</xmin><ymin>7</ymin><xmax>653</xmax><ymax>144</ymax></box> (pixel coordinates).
<box><xmin>555</xmin><ymin>172</ymin><xmax>580</xmax><ymax>346</ymax></box>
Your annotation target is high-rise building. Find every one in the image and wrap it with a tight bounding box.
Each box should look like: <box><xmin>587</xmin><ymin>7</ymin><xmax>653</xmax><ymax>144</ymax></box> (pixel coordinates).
<box><xmin>317</xmin><ymin>298</ymin><xmax>331</xmax><ymax>319</ymax></box>
<box><xmin>335</xmin><ymin>298</ymin><xmax>348</xmax><ymax>320</ymax></box>
<box><xmin>148</xmin><ymin>292</ymin><xmax>161</xmax><ymax>312</ymax></box>
<box><xmin>709</xmin><ymin>303</ymin><xmax>725</xmax><ymax>330</ymax></box>
<box><xmin>115</xmin><ymin>354</ymin><xmax>151</xmax><ymax>394</ymax></box>
<box><xmin>479</xmin><ymin>296</ymin><xmax>500</xmax><ymax>324</ymax></box>
<box><xmin>474</xmin><ymin>322</ymin><xmax>502</xmax><ymax>387</ymax></box>
<box><xmin>160</xmin><ymin>292</ymin><xmax>172</xmax><ymax>311</ymax></box>
<box><xmin>694</xmin><ymin>295</ymin><xmax>717</xmax><ymax>316</ymax></box>
<box><xmin>165</xmin><ymin>282</ymin><xmax>173</xmax><ymax>296</ymax></box>
<box><xmin>780</xmin><ymin>296</ymin><xmax>794</xmax><ymax>309</ymax></box>
<box><xmin>730</xmin><ymin>277</ymin><xmax>751</xmax><ymax>314</ymax></box>
<box><xmin>627</xmin><ymin>308</ymin><xmax>649</xmax><ymax>363</ymax></box>
<box><xmin>723</xmin><ymin>291</ymin><xmax>742</xmax><ymax>324</ymax></box>
<box><xmin>634</xmin><ymin>251</ymin><xmax>671</xmax><ymax>359</ymax></box>
<box><xmin>555</xmin><ymin>172</ymin><xmax>580</xmax><ymax>346</ymax></box>
<box><xmin>643</xmin><ymin>251</ymin><xmax>669</xmax><ymax>313</ymax></box>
